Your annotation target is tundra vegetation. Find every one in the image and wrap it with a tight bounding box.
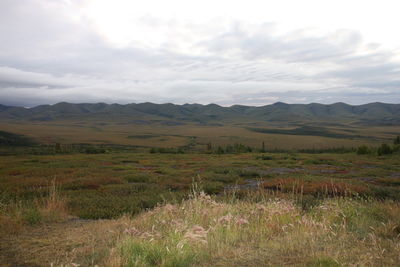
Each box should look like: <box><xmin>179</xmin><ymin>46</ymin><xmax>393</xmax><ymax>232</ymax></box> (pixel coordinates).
<box><xmin>1</xmin><ymin>142</ymin><xmax>400</xmax><ymax>266</ymax></box>
<box><xmin>0</xmin><ymin>102</ymin><xmax>400</xmax><ymax>265</ymax></box>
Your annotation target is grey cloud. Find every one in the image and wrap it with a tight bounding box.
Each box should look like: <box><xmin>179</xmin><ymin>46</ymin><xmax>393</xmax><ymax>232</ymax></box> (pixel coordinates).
<box><xmin>0</xmin><ymin>1</ymin><xmax>399</xmax><ymax>107</ymax></box>
<box><xmin>202</xmin><ymin>25</ymin><xmax>364</xmax><ymax>63</ymax></box>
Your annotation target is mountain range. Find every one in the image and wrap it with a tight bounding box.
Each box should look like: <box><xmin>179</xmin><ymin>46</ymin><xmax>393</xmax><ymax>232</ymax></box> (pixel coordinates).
<box><xmin>0</xmin><ymin>102</ymin><xmax>399</xmax><ymax>126</ymax></box>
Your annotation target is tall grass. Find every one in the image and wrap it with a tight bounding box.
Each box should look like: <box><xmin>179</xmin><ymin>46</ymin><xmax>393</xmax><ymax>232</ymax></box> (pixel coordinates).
<box><xmin>105</xmin><ymin>189</ymin><xmax>400</xmax><ymax>266</ymax></box>
<box><xmin>0</xmin><ymin>178</ymin><xmax>69</xmax><ymax>235</ymax></box>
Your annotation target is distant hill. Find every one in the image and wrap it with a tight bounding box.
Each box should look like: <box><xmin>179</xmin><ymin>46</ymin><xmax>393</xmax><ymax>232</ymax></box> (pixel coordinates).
<box><xmin>0</xmin><ymin>102</ymin><xmax>399</xmax><ymax>126</ymax></box>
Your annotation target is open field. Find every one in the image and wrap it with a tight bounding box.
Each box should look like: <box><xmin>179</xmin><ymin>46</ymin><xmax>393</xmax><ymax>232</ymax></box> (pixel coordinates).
<box><xmin>1</xmin><ymin>118</ymin><xmax>400</xmax><ymax>266</ymax></box>
<box><xmin>1</xmin><ymin>120</ymin><xmax>399</xmax><ymax>150</ymax></box>
<box><xmin>1</xmin><ymin>151</ymin><xmax>400</xmax><ymax>219</ymax></box>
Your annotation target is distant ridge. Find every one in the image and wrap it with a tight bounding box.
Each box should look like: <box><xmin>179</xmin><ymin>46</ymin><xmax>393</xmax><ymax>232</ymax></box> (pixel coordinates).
<box><xmin>0</xmin><ymin>102</ymin><xmax>400</xmax><ymax>126</ymax></box>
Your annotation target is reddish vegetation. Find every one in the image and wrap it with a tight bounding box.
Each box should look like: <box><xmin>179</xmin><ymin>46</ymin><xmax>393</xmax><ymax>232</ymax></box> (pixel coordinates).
<box><xmin>8</xmin><ymin>170</ymin><xmax>22</xmax><ymax>176</ymax></box>
<box><xmin>62</xmin><ymin>176</ymin><xmax>124</xmax><ymax>190</ymax></box>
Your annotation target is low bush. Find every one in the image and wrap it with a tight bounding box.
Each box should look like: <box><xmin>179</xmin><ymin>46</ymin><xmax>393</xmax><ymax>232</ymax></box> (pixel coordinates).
<box><xmin>377</xmin><ymin>143</ymin><xmax>393</xmax><ymax>155</ymax></box>
<box><xmin>125</xmin><ymin>174</ymin><xmax>150</xmax><ymax>183</ymax></box>
<box><xmin>256</xmin><ymin>155</ymin><xmax>273</xmax><ymax>160</ymax></box>
<box><xmin>202</xmin><ymin>181</ymin><xmax>224</xmax><ymax>195</ymax></box>
<box><xmin>356</xmin><ymin>145</ymin><xmax>370</xmax><ymax>155</ymax></box>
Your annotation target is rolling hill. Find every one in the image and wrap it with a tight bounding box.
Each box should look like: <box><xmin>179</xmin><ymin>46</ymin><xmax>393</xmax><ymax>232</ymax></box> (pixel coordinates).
<box><xmin>0</xmin><ymin>102</ymin><xmax>399</xmax><ymax>126</ymax></box>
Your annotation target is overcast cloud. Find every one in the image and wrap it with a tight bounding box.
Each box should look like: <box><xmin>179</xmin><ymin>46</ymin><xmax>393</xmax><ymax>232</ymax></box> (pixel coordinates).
<box><xmin>0</xmin><ymin>0</ymin><xmax>399</xmax><ymax>107</ymax></box>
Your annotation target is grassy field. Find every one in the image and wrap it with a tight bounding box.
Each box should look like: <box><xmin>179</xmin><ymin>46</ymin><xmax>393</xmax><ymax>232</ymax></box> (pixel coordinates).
<box><xmin>1</xmin><ymin>151</ymin><xmax>400</xmax><ymax>220</ymax></box>
<box><xmin>1</xmin><ymin>120</ymin><xmax>398</xmax><ymax>150</ymax></box>
<box><xmin>1</xmin><ymin>123</ymin><xmax>400</xmax><ymax>266</ymax></box>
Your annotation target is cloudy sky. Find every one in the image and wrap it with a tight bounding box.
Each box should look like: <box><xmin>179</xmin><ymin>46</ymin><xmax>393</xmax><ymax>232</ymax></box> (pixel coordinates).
<box><xmin>1</xmin><ymin>0</ymin><xmax>400</xmax><ymax>107</ymax></box>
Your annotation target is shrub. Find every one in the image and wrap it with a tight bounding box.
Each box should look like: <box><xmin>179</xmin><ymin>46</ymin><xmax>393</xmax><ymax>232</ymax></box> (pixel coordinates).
<box><xmin>394</xmin><ymin>135</ymin><xmax>400</xmax><ymax>145</ymax></box>
<box><xmin>370</xmin><ymin>186</ymin><xmax>400</xmax><ymax>201</ymax></box>
<box><xmin>203</xmin><ymin>182</ymin><xmax>224</xmax><ymax>195</ymax></box>
<box><xmin>356</xmin><ymin>145</ymin><xmax>370</xmax><ymax>155</ymax></box>
<box><xmin>23</xmin><ymin>207</ymin><xmax>42</xmax><ymax>225</ymax></box>
<box><xmin>237</xmin><ymin>170</ymin><xmax>260</xmax><ymax>178</ymax></box>
<box><xmin>125</xmin><ymin>174</ymin><xmax>150</xmax><ymax>183</ymax></box>
<box><xmin>377</xmin><ymin>143</ymin><xmax>392</xmax><ymax>156</ymax></box>
<box><xmin>149</xmin><ymin>147</ymin><xmax>185</xmax><ymax>154</ymax></box>
<box><xmin>256</xmin><ymin>155</ymin><xmax>273</xmax><ymax>160</ymax></box>
<box><xmin>85</xmin><ymin>147</ymin><xmax>106</xmax><ymax>154</ymax></box>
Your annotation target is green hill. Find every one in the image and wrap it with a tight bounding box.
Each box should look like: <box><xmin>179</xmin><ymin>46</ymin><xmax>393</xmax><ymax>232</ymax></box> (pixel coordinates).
<box><xmin>0</xmin><ymin>102</ymin><xmax>399</xmax><ymax>126</ymax></box>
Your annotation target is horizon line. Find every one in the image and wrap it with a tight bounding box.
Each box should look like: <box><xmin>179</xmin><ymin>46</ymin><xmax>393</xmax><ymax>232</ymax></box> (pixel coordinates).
<box><xmin>1</xmin><ymin>101</ymin><xmax>400</xmax><ymax>109</ymax></box>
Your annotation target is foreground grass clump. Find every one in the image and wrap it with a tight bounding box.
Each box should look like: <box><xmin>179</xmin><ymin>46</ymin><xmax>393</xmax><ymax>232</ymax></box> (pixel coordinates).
<box><xmin>106</xmin><ymin>191</ymin><xmax>400</xmax><ymax>266</ymax></box>
<box><xmin>0</xmin><ymin>180</ymin><xmax>69</xmax><ymax>234</ymax></box>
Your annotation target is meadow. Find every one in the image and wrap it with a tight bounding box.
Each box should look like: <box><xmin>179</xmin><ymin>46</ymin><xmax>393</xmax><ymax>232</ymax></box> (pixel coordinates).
<box><xmin>1</xmin><ymin>118</ymin><xmax>400</xmax><ymax>266</ymax></box>
<box><xmin>1</xmin><ymin>119</ymin><xmax>397</xmax><ymax>150</ymax></box>
<box><xmin>0</xmin><ymin>146</ymin><xmax>399</xmax><ymax>265</ymax></box>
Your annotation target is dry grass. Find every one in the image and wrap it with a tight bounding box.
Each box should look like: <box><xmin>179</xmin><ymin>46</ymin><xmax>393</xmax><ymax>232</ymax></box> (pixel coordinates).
<box><xmin>262</xmin><ymin>178</ymin><xmax>368</xmax><ymax>196</ymax></box>
<box><xmin>0</xmin><ymin>179</ymin><xmax>69</xmax><ymax>235</ymax></box>
<box><xmin>103</xmin><ymin>190</ymin><xmax>400</xmax><ymax>266</ymax></box>
<box><xmin>1</xmin><ymin>189</ymin><xmax>400</xmax><ymax>266</ymax></box>
<box><xmin>0</xmin><ymin>218</ymin><xmax>128</xmax><ymax>266</ymax></box>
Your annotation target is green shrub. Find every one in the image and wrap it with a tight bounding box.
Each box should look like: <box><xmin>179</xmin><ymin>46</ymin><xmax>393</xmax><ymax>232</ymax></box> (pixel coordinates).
<box><xmin>213</xmin><ymin>168</ymin><xmax>231</xmax><ymax>175</ymax></box>
<box><xmin>149</xmin><ymin>147</ymin><xmax>184</xmax><ymax>154</ymax></box>
<box><xmin>237</xmin><ymin>170</ymin><xmax>260</xmax><ymax>178</ymax></box>
<box><xmin>203</xmin><ymin>182</ymin><xmax>224</xmax><ymax>195</ymax></box>
<box><xmin>125</xmin><ymin>174</ymin><xmax>150</xmax><ymax>183</ymax></box>
<box><xmin>394</xmin><ymin>135</ymin><xmax>400</xmax><ymax>145</ymax></box>
<box><xmin>23</xmin><ymin>207</ymin><xmax>42</xmax><ymax>225</ymax></box>
<box><xmin>304</xmin><ymin>158</ymin><xmax>335</xmax><ymax>165</ymax></box>
<box><xmin>85</xmin><ymin>147</ymin><xmax>106</xmax><ymax>154</ymax></box>
<box><xmin>370</xmin><ymin>186</ymin><xmax>400</xmax><ymax>201</ymax></box>
<box><xmin>377</xmin><ymin>143</ymin><xmax>392</xmax><ymax>156</ymax></box>
<box><xmin>256</xmin><ymin>155</ymin><xmax>273</xmax><ymax>160</ymax></box>
<box><xmin>393</xmin><ymin>144</ymin><xmax>400</xmax><ymax>153</ymax></box>
<box><xmin>356</xmin><ymin>145</ymin><xmax>370</xmax><ymax>155</ymax></box>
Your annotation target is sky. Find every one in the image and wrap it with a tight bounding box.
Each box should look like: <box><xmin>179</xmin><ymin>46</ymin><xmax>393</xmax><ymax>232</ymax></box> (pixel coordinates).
<box><xmin>1</xmin><ymin>0</ymin><xmax>400</xmax><ymax>107</ymax></box>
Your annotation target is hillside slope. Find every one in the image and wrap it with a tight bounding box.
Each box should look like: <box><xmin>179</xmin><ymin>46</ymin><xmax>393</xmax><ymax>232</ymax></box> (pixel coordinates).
<box><xmin>1</xmin><ymin>102</ymin><xmax>399</xmax><ymax>126</ymax></box>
